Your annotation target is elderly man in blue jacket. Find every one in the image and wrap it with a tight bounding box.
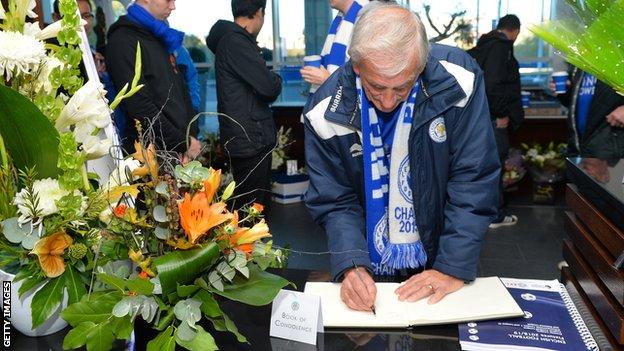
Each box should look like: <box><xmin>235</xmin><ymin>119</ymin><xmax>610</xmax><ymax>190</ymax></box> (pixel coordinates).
<box><xmin>303</xmin><ymin>2</ymin><xmax>499</xmax><ymax>311</ymax></box>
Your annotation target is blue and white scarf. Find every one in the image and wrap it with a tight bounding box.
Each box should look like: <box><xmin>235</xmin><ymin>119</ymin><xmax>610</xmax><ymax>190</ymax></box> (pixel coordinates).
<box><xmin>320</xmin><ymin>0</ymin><xmax>368</xmax><ymax>74</ymax></box>
<box><xmin>126</xmin><ymin>3</ymin><xmax>184</xmax><ymax>54</ymax></box>
<box><xmin>357</xmin><ymin>77</ymin><xmax>428</xmax><ymax>275</ymax></box>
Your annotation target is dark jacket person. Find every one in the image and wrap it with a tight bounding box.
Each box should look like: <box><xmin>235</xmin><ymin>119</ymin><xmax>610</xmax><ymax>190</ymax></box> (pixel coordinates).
<box><xmin>206</xmin><ymin>0</ymin><xmax>282</xmax><ymax>211</ymax></box>
<box><xmin>106</xmin><ymin>0</ymin><xmax>199</xmax><ymax>156</ymax></box>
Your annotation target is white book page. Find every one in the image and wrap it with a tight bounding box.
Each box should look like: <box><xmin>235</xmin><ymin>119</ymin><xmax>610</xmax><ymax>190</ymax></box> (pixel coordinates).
<box><xmin>405</xmin><ymin>277</ymin><xmax>524</xmax><ymax>325</ymax></box>
<box><xmin>304</xmin><ymin>282</ymin><xmax>409</xmax><ymax>328</ymax></box>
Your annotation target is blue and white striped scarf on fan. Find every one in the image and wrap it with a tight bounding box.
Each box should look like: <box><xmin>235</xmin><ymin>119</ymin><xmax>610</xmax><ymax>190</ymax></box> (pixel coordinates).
<box><xmin>357</xmin><ymin>77</ymin><xmax>428</xmax><ymax>275</ymax></box>
<box><xmin>320</xmin><ymin>0</ymin><xmax>369</xmax><ymax>74</ymax></box>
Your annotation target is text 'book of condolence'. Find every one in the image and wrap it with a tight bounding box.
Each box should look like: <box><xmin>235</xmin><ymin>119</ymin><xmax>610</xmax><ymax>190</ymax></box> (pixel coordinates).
<box><xmin>303</xmin><ymin>277</ymin><xmax>524</xmax><ymax>328</ymax></box>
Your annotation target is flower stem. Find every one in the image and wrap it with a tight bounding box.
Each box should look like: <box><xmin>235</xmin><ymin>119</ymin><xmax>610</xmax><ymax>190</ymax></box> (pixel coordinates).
<box><xmin>0</xmin><ymin>133</ymin><xmax>8</xmax><ymax>169</ymax></box>
<box><xmin>81</xmin><ymin>163</ymin><xmax>91</xmax><ymax>192</ymax></box>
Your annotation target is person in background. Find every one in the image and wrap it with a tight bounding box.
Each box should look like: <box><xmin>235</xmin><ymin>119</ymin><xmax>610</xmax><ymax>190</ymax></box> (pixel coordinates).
<box><xmin>550</xmin><ymin>67</ymin><xmax>624</xmax><ymax>159</ymax></box>
<box><xmin>106</xmin><ymin>0</ymin><xmax>200</xmax><ymax>159</ymax></box>
<box><xmin>206</xmin><ymin>0</ymin><xmax>282</xmax><ymax>213</ymax></box>
<box><xmin>304</xmin><ymin>2</ymin><xmax>499</xmax><ymax>309</ymax></box>
<box><xmin>175</xmin><ymin>45</ymin><xmax>201</xmax><ymax>114</ymax></box>
<box><xmin>300</xmin><ymin>0</ymin><xmax>369</xmax><ymax>87</ymax></box>
<box><xmin>94</xmin><ymin>6</ymin><xmax>107</xmax><ymax>54</ymax></box>
<box><xmin>468</xmin><ymin>14</ymin><xmax>524</xmax><ymax>229</ymax></box>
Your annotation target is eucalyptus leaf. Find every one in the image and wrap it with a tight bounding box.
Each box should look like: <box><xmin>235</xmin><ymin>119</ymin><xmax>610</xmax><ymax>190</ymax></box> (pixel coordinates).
<box><xmin>155</xmin><ymin>181</ymin><xmax>170</xmax><ymax>198</ymax></box>
<box><xmin>112</xmin><ymin>298</ymin><xmax>131</xmax><ymax>318</ymax></box>
<box><xmin>141</xmin><ymin>298</ymin><xmax>158</xmax><ymax>323</ymax></box>
<box><xmin>1</xmin><ymin>218</ymin><xmax>29</xmax><ymax>244</ymax></box>
<box><xmin>235</xmin><ymin>266</ymin><xmax>250</xmax><ymax>279</ymax></box>
<box><xmin>216</xmin><ymin>261</ymin><xmax>236</xmax><ymax>282</ymax></box>
<box><xmin>173</xmin><ymin>298</ymin><xmax>202</xmax><ymax>327</ymax></box>
<box><xmin>176</xmin><ymin>321</ymin><xmax>197</xmax><ymax>342</ymax></box>
<box><xmin>152</xmin><ymin>205</ymin><xmax>169</xmax><ymax>223</ymax></box>
<box><xmin>207</xmin><ymin>271</ymin><xmax>224</xmax><ymax>292</ymax></box>
<box><xmin>154</xmin><ymin>226</ymin><xmax>170</xmax><ymax>240</ymax></box>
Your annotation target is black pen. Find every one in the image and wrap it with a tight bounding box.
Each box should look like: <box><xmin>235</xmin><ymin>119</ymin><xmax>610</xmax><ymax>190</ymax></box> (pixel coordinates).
<box><xmin>352</xmin><ymin>260</ymin><xmax>377</xmax><ymax>315</ymax></box>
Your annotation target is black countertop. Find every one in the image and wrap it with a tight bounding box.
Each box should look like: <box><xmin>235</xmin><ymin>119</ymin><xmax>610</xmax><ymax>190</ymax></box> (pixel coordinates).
<box><xmin>567</xmin><ymin>157</ymin><xmax>624</xmax><ymax>231</ymax></box>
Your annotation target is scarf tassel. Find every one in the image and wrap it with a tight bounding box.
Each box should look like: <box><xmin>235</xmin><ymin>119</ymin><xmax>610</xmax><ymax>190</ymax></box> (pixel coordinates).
<box><xmin>380</xmin><ymin>241</ymin><xmax>428</xmax><ymax>271</ymax></box>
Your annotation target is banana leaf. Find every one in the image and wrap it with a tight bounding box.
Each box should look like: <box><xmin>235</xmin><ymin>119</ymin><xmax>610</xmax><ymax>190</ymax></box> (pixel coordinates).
<box><xmin>0</xmin><ymin>85</ymin><xmax>60</xmax><ymax>178</ymax></box>
<box><xmin>153</xmin><ymin>243</ymin><xmax>220</xmax><ymax>296</ymax></box>
<box><xmin>530</xmin><ymin>0</ymin><xmax>624</xmax><ymax>94</ymax></box>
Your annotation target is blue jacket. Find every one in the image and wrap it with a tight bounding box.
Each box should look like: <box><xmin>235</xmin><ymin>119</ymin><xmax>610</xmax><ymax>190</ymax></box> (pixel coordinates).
<box><xmin>303</xmin><ymin>44</ymin><xmax>500</xmax><ymax>282</ymax></box>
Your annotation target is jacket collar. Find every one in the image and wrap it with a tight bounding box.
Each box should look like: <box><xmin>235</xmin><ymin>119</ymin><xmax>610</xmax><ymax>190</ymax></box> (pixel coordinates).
<box><xmin>324</xmin><ymin>55</ymin><xmax>467</xmax><ymax>131</ymax></box>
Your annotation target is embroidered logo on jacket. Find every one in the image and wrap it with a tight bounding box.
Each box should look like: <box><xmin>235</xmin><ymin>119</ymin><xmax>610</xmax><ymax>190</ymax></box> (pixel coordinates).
<box><xmin>330</xmin><ymin>85</ymin><xmax>343</xmax><ymax>113</ymax></box>
<box><xmin>429</xmin><ymin>117</ymin><xmax>447</xmax><ymax>143</ymax></box>
<box><xmin>349</xmin><ymin>143</ymin><xmax>363</xmax><ymax>157</ymax></box>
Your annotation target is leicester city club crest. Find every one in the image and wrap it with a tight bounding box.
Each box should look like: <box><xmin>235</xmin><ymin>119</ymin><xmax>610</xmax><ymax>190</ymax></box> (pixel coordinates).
<box><xmin>373</xmin><ymin>212</ymin><xmax>388</xmax><ymax>255</ymax></box>
<box><xmin>398</xmin><ymin>157</ymin><xmax>412</xmax><ymax>203</ymax></box>
<box><xmin>428</xmin><ymin>117</ymin><xmax>447</xmax><ymax>143</ymax></box>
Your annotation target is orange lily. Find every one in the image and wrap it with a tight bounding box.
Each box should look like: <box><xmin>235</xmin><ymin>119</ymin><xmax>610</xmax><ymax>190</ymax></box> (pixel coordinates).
<box><xmin>179</xmin><ymin>192</ymin><xmax>232</xmax><ymax>244</ymax></box>
<box><xmin>203</xmin><ymin>168</ymin><xmax>222</xmax><ymax>203</ymax></box>
<box><xmin>250</xmin><ymin>203</ymin><xmax>264</xmax><ymax>214</ymax></box>
<box><xmin>30</xmin><ymin>232</ymin><xmax>73</xmax><ymax>278</ymax></box>
<box><xmin>132</xmin><ymin>142</ymin><xmax>159</xmax><ymax>179</ymax></box>
<box><xmin>229</xmin><ymin>219</ymin><xmax>272</xmax><ymax>254</ymax></box>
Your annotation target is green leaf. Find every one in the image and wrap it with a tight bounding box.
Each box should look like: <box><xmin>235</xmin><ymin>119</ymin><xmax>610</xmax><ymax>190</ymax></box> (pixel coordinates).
<box><xmin>199</xmin><ymin>265</ymin><xmax>289</xmax><ymax>306</ymax></box>
<box><xmin>64</xmin><ymin>265</ymin><xmax>87</xmax><ymax>305</ymax></box>
<box><xmin>17</xmin><ymin>275</ymin><xmax>45</xmax><ymax>298</ymax></box>
<box><xmin>155</xmin><ymin>308</ymin><xmax>175</xmax><ymax>331</ymax></box>
<box><xmin>31</xmin><ymin>277</ymin><xmax>64</xmax><ymax>329</ymax></box>
<box><xmin>0</xmin><ymin>85</ymin><xmax>60</xmax><ymax>178</ymax></box>
<box><xmin>153</xmin><ymin>242</ymin><xmax>220</xmax><ymax>296</ymax></box>
<box><xmin>126</xmin><ymin>277</ymin><xmax>154</xmax><ymax>295</ymax></box>
<box><xmin>61</xmin><ymin>291</ymin><xmax>122</xmax><ymax>326</ymax></box>
<box><xmin>221</xmin><ymin>181</ymin><xmax>235</xmax><ymax>201</ymax></box>
<box><xmin>177</xmin><ymin>284</ymin><xmax>200</xmax><ymax>298</ymax></box>
<box><xmin>147</xmin><ymin>326</ymin><xmax>176</xmax><ymax>351</ymax></box>
<box><xmin>208</xmin><ymin>315</ymin><xmax>247</xmax><ymax>343</ymax></box>
<box><xmin>111</xmin><ymin>316</ymin><xmax>134</xmax><ymax>340</ymax></box>
<box><xmin>63</xmin><ymin>321</ymin><xmax>95</xmax><ymax>349</ymax></box>
<box><xmin>97</xmin><ymin>272</ymin><xmax>126</xmax><ymax>292</ymax></box>
<box><xmin>86</xmin><ymin>321</ymin><xmax>115</xmax><ymax>351</ymax></box>
<box><xmin>176</xmin><ymin>325</ymin><xmax>218</xmax><ymax>351</ymax></box>
<box><xmin>194</xmin><ymin>290</ymin><xmax>222</xmax><ymax>318</ymax></box>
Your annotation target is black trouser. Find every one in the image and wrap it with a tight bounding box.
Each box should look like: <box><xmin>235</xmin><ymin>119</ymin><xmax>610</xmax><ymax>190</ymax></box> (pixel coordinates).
<box><xmin>493</xmin><ymin>125</ymin><xmax>510</xmax><ymax>221</ymax></box>
<box><xmin>230</xmin><ymin>149</ymin><xmax>273</xmax><ymax>217</ymax></box>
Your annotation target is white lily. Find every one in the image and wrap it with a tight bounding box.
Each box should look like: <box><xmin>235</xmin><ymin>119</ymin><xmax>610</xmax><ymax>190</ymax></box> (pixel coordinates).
<box><xmin>73</xmin><ymin>122</ymin><xmax>112</xmax><ymax>160</ymax></box>
<box><xmin>56</xmin><ymin>80</ymin><xmax>111</xmax><ymax>131</ymax></box>
<box><xmin>0</xmin><ymin>2</ymin><xmax>6</xmax><ymax>20</ymax></box>
<box><xmin>24</xmin><ymin>0</ymin><xmax>37</xmax><ymax>18</ymax></box>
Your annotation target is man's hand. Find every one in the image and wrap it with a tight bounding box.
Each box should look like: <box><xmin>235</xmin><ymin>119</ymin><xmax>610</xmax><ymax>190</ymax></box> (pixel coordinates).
<box><xmin>496</xmin><ymin>116</ymin><xmax>510</xmax><ymax>129</ymax></box>
<box><xmin>300</xmin><ymin>66</ymin><xmax>330</xmax><ymax>86</ymax></box>
<box><xmin>340</xmin><ymin>268</ymin><xmax>377</xmax><ymax>311</ymax></box>
<box><xmin>395</xmin><ymin>269</ymin><xmax>464</xmax><ymax>304</ymax></box>
<box><xmin>548</xmin><ymin>77</ymin><xmax>572</xmax><ymax>95</ymax></box>
<box><xmin>606</xmin><ymin>105</ymin><xmax>624</xmax><ymax>128</ymax></box>
<box><xmin>181</xmin><ymin>137</ymin><xmax>202</xmax><ymax>164</ymax></box>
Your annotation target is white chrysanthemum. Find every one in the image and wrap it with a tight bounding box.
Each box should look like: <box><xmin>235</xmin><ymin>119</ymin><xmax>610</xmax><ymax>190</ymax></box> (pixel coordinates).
<box><xmin>56</xmin><ymin>80</ymin><xmax>111</xmax><ymax>131</ymax></box>
<box><xmin>13</xmin><ymin>178</ymin><xmax>68</xmax><ymax>221</ymax></box>
<box><xmin>0</xmin><ymin>31</ymin><xmax>45</xmax><ymax>81</ymax></box>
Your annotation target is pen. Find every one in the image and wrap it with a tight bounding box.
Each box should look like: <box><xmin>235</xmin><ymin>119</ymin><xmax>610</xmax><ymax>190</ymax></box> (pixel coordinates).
<box><xmin>352</xmin><ymin>260</ymin><xmax>377</xmax><ymax>315</ymax></box>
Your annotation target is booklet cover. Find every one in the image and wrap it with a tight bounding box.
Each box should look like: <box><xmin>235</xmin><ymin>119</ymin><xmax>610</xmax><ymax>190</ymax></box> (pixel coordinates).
<box><xmin>459</xmin><ymin>278</ymin><xmax>599</xmax><ymax>351</ymax></box>
<box><xmin>304</xmin><ymin>277</ymin><xmax>524</xmax><ymax>328</ymax></box>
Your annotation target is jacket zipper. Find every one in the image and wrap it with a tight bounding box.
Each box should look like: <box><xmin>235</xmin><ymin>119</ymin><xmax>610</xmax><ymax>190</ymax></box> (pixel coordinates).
<box><xmin>569</xmin><ymin>68</ymin><xmax>581</xmax><ymax>152</ymax></box>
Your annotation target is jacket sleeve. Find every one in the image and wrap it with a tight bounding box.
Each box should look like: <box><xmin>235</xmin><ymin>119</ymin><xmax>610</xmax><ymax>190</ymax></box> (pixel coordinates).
<box><xmin>176</xmin><ymin>47</ymin><xmax>201</xmax><ymax>113</ymax></box>
<box><xmin>432</xmin><ymin>70</ymin><xmax>500</xmax><ymax>282</ymax></box>
<box><xmin>106</xmin><ymin>38</ymin><xmax>188</xmax><ymax>152</ymax></box>
<box><xmin>303</xmin><ymin>115</ymin><xmax>370</xmax><ymax>281</ymax></box>
<box><xmin>224</xmin><ymin>34</ymin><xmax>282</xmax><ymax>103</ymax></box>
<box><xmin>481</xmin><ymin>42</ymin><xmax>512</xmax><ymax>119</ymax></box>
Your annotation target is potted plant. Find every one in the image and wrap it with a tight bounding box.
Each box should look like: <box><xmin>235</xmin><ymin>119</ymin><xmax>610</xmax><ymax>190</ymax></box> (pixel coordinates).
<box><xmin>522</xmin><ymin>142</ymin><xmax>567</xmax><ymax>204</ymax></box>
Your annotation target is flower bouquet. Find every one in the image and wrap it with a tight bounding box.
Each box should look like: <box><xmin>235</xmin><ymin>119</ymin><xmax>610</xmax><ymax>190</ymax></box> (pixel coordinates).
<box><xmin>522</xmin><ymin>142</ymin><xmax>567</xmax><ymax>204</ymax></box>
<box><xmin>271</xmin><ymin>126</ymin><xmax>292</xmax><ymax>171</ymax></box>
<box><xmin>502</xmin><ymin>148</ymin><xmax>526</xmax><ymax>189</ymax></box>
<box><xmin>0</xmin><ymin>0</ymin><xmax>141</xmax><ymax>336</ymax></box>
<box><xmin>60</xmin><ymin>138</ymin><xmax>288</xmax><ymax>350</ymax></box>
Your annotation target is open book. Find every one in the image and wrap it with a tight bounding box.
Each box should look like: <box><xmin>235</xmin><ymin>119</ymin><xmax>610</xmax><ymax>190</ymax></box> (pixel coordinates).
<box><xmin>304</xmin><ymin>277</ymin><xmax>524</xmax><ymax>328</ymax></box>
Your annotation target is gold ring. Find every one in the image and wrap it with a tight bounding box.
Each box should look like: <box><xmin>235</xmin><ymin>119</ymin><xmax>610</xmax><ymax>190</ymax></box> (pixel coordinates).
<box><xmin>427</xmin><ymin>284</ymin><xmax>434</xmax><ymax>291</ymax></box>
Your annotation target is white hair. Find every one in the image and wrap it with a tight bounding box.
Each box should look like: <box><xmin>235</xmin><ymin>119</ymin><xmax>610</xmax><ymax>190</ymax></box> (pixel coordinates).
<box><xmin>348</xmin><ymin>2</ymin><xmax>429</xmax><ymax>77</ymax></box>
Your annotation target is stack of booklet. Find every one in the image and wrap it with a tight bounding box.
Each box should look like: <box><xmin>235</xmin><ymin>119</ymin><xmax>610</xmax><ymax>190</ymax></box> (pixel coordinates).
<box><xmin>304</xmin><ymin>277</ymin><xmax>524</xmax><ymax>328</ymax></box>
<box><xmin>458</xmin><ymin>278</ymin><xmax>599</xmax><ymax>351</ymax></box>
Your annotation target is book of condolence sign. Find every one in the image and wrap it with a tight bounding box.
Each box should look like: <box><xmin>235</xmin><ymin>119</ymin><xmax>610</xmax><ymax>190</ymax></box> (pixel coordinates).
<box><xmin>270</xmin><ymin>289</ymin><xmax>324</xmax><ymax>345</ymax></box>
